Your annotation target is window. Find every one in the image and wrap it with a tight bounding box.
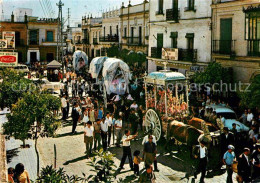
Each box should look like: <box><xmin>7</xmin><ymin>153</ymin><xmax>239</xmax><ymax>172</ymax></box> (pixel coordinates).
<box><xmin>29</xmin><ymin>30</ymin><xmax>38</xmax><ymax>45</ymax></box>
<box><xmin>170</xmin><ymin>32</ymin><xmax>178</xmax><ymax>48</ymax></box>
<box><xmin>103</xmin><ymin>27</ymin><xmax>106</xmax><ymax>37</ymax></box>
<box><xmin>245</xmin><ymin>10</ymin><xmax>260</xmax><ymax>56</ymax></box>
<box><xmin>158</xmin><ymin>0</ymin><xmax>164</xmax><ymax>15</ymax></box>
<box><xmin>186</xmin><ymin>33</ymin><xmax>194</xmax><ymax>50</ymax></box>
<box><xmin>46</xmin><ymin>30</ymin><xmax>54</xmax><ymax>42</ymax></box>
<box><xmin>186</xmin><ymin>0</ymin><xmax>195</xmax><ymax>11</ymax></box>
<box><xmin>110</xmin><ymin>26</ymin><xmax>112</xmax><ymax>36</ymax></box>
<box><xmin>124</xmin><ymin>27</ymin><xmax>127</xmax><ymax>38</ymax></box>
<box><xmin>116</xmin><ymin>25</ymin><xmax>119</xmax><ymax>36</ymax></box>
<box><xmin>96</xmin><ymin>49</ymin><xmax>101</xmax><ymax>57</ymax></box>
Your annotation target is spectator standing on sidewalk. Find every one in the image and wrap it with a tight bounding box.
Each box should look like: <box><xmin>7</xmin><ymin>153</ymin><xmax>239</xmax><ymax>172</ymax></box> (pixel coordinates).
<box><xmin>61</xmin><ymin>95</ymin><xmax>67</xmax><ymax>120</ymax></box>
<box><xmin>237</xmin><ymin>148</ymin><xmax>251</xmax><ymax>183</ymax></box>
<box><xmin>93</xmin><ymin>119</ymin><xmax>102</xmax><ymax>151</ymax></box>
<box><xmin>84</xmin><ymin>121</ymin><xmax>94</xmax><ymax>158</ymax></box>
<box><xmin>223</xmin><ymin>145</ymin><xmax>236</xmax><ymax>183</ymax></box>
<box><xmin>119</xmin><ymin>130</ymin><xmax>138</xmax><ymax>170</ymax></box>
<box><xmin>100</xmin><ymin>117</ymin><xmax>108</xmax><ymax>151</ymax></box>
<box><xmin>115</xmin><ymin>116</ymin><xmax>123</xmax><ymax>147</ymax></box>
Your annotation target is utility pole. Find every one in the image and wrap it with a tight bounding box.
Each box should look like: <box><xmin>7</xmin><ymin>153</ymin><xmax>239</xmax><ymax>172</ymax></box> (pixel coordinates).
<box><xmin>56</xmin><ymin>0</ymin><xmax>64</xmax><ymax>76</ymax></box>
<box><xmin>67</xmin><ymin>8</ymin><xmax>70</xmax><ymax>28</ymax></box>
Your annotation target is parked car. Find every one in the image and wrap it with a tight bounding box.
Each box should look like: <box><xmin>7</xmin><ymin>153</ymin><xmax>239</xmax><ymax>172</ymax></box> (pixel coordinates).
<box><xmin>207</xmin><ymin>104</ymin><xmax>249</xmax><ymax>132</ymax></box>
<box><xmin>14</xmin><ymin>64</ymin><xmax>29</xmax><ymax>74</ymax></box>
<box><xmin>31</xmin><ymin>78</ymin><xmax>65</xmax><ymax>92</ymax></box>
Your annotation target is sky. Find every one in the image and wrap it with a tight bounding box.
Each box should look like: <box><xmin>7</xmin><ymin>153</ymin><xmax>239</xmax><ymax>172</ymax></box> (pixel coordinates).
<box><xmin>1</xmin><ymin>0</ymin><xmax>144</xmax><ymax>26</ymax></box>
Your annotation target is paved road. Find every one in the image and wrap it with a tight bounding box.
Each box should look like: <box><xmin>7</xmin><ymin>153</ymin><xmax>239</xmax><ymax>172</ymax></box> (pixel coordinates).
<box><xmin>36</xmin><ymin>120</ymin><xmax>237</xmax><ymax>183</ymax></box>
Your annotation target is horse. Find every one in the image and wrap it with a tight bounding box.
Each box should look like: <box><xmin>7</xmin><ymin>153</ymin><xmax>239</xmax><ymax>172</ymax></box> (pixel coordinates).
<box><xmin>188</xmin><ymin>117</ymin><xmax>219</xmax><ymax>132</ymax></box>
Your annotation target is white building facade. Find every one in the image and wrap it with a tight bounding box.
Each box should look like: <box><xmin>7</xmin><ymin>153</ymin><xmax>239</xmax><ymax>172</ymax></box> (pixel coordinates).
<box><xmin>148</xmin><ymin>0</ymin><xmax>212</xmax><ymax>75</ymax></box>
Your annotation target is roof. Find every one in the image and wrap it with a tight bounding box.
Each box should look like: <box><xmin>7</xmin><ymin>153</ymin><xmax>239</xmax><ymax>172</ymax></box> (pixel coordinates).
<box><xmin>147</xmin><ymin>70</ymin><xmax>186</xmax><ymax>81</ymax></box>
<box><xmin>207</xmin><ymin>104</ymin><xmax>235</xmax><ymax>113</ymax></box>
<box><xmin>47</xmin><ymin>60</ymin><xmax>62</xmax><ymax>68</ymax></box>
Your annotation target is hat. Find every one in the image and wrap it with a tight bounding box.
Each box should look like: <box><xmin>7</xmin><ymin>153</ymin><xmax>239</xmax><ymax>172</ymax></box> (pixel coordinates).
<box><xmin>228</xmin><ymin>145</ymin><xmax>235</xmax><ymax>150</ymax></box>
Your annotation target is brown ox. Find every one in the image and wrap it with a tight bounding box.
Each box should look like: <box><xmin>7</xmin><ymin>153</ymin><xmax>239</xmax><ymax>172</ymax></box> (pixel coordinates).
<box><xmin>167</xmin><ymin>120</ymin><xmax>203</xmax><ymax>147</ymax></box>
<box><xmin>188</xmin><ymin>117</ymin><xmax>219</xmax><ymax>132</ymax></box>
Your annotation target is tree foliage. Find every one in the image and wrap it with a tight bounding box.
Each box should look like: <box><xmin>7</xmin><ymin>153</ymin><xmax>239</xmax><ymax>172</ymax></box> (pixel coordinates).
<box><xmin>106</xmin><ymin>46</ymin><xmax>146</xmax><ymax>66</ymax></box>
<box><xmin>192</xmin><ymin>62</ymin><xmax>233</xmax><ymax>85</ymax></box>
<box><xmin>239</xmin><ymin>75</ymin><xmax>260</xmax><ymax>109</ymax></box>
<box><xmin>0</xmin><ymin>68</ymin><xmax>32</xmax><ymax>109</ymax></box>
<box><xmin>3</xmin><ymin>92</ymin><xmax>61</xmax><ymax>144</ymax></box>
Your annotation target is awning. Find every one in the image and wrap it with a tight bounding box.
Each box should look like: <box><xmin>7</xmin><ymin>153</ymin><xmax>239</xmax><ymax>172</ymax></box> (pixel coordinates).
<box><xmin>47</xmin><ymin>60</ymin><xmax>62</xmax><ymax>68</ymax></box>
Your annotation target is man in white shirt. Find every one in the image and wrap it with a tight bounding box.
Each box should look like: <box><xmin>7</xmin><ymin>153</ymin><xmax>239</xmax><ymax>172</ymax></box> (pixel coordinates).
<box><xmin>130</xmin><ymin>101</ymin><xmax>138</xmax><ymax>111</ymax></box>
<box><xmin>84</xmin><ymin>121</ymin><xmax>94</xmax><ymax>158</ymax></box>
<box><xmin>101</xmin><ymin>117</ymin><xmax>108</xmax><ymax>151</ymax></box>
<box><xmin>193</xmin><ymin>141</ymin><xmax>208</xmax><ymax>183</ymax></box>
<box><xmin>119</xmin><ymin>130</ymin><xmax>138</xmax><ymax>170</ymax></box>
<box><xmin>247</xmin><ymin>109</ymin><xmax>254</xmax><ymax>124</ymax></box>
<box><xmin>105</xmin><ymin>113</ymin><xmax>112</xmax><ymax>147</ymax></box>
<box><xmin>115</xmin><ymin>116</ymin><xmax>123</xmax><ymax>147</ymax></box>
<box><xmin>61</xmin><ymin>95</ymin><xmax>67</xmax><ymax>120</ymax></box>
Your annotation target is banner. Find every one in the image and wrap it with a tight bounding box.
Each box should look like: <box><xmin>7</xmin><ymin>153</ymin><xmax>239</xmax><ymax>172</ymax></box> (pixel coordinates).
<box><xmin>2</xmin><ymin>31</ymin><xmax>15</xmax><ymax>49</ymax></box>
<box><xmin>0</xmin><ymin>52</ymin><xmax>18</xmax><ymax>66</ymax></box>
<box><xmin>0</xmin><ymin>39</ymin><xmax>7</xmax><ymax>48</ymax></box>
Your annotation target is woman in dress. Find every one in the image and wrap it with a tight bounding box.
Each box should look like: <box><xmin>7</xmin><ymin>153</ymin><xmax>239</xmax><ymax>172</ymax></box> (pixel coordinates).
<box><xmin>15</xmin><ymin>163</ymin><xmax>30</xmax><ymax>183</ymax></box>
<box><xmin>89</xmin><ymin>107</ymin><xmax>96</xmax><ymax>123</ymax></box>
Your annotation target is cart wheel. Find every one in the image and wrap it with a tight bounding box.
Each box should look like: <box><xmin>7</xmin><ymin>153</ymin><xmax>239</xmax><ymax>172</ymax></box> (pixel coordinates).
<box><xmin>145</xmin><ymin>109</ymin><xmax>162</xmax><ymax>142</ymax></box>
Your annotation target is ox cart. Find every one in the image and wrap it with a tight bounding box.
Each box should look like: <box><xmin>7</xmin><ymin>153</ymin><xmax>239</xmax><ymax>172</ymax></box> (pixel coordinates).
<box><xmin>143</xmin><ymin>68</ymin><xmax>219</xmax><ymax>147</ymax></box>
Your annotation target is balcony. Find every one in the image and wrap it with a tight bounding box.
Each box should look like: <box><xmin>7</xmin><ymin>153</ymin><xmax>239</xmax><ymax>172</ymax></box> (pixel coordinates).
<box><xmin>166</xmin><ymin>8</ymin><xmax>179</xmax><ymax>22</ymax></box>
<box><xmin>75</xmin><ymin>40</ymin><xmax>83</xmax><ymax>45</ymax></box>
<box><xmin>247</xmin><ymin>40</ymin><xmax>260</xmax><ymax>56</ymax></box>
<box><xmin>212</xmin><ymin>40</ymin><xmax>236</xmax><ymax>55</ymax></box>
<box><xmin>42</xmin><ymin>39</ymin><xmax>54</xmax><ymax>43</ymax></box>
<box><xmin>151</xmin><ymin>47</ymin><xmax>197</xmax><ymax>62</ymax></box>
<box><xmin>29</xmin><ymin>39</ymin><xmax>39</xmax><ymax>45</ymax></box>
<box><xmin>178</xmin><ymin>49</ymin><xmax>197</xmax><ymax>62</ymax></box>
<box><xmin>99</xmin><ymin>35</ymin><xmax>119</xmax><ymax>42</ymax></box>
<box><xmin>212</xmin><ymin>0</ymin><xmax>236</xmax><ymax>4</ymax></box>
<box><xmin>127</xmin><ymin>37</ymin><xmax>142</xmax><ymax>46</ymax></box>
<box><xmin>93</xmin><ymin>38</ymin><xmax>98</xmax><ymax>45</ymax></box>
<box><xmin>151</xmin><ymin>47</ymin><xmax>162</xmax><ymax>59</ymax></box>
<box><xmin>82</xmin><ymin>38</ymin><xmax>89</xmax><ymax>44</ymax></box>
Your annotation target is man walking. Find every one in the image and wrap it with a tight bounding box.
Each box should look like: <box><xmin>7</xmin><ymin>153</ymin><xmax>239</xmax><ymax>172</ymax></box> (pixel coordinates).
<box><xmin>101</xmin><ymin>117</ymin><xmax>108</xmax><ymax>151</ymax></box>
<box><xmin>115</xmin><ymin>116</ymin><xmax>123</xmax><ymax>147</ymax></box>
<box><xmin>84</xmin><ymin>121</ymin><xmax>94</xmax><ymax>158</ymax></box>
<box><xmin>223</xmin><ymin>145</ymin><xmax>236</xmax><ymax>183</ymax></box>
<box><xmin>93</xmin><ymin>119</ymin><xmax>102</xmax><ymax>151</ymax></box>
<box><xmin>220</xmin><ymin>127</ymin><xmax>234</xmax><ymax>157</ymax></box>
<box><xmin>119</xmin><ymin>130</ymin><xmax>138</xmax><ymax>170</ymax></box>
<box><xmin>71</xmin><ymin>103</ymin><xmax>80</xmax><ymax>134</ymax></box>
<box><xmin>193</xmin><ymin>141</ymin><xmax>208</xmax><ymax>183</ymax></box>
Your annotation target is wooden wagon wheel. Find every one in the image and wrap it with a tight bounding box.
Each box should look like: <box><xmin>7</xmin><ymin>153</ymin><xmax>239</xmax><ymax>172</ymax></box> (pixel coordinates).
<box><xmin>145</xmin><ymin>109</ymin><xmax>162</xmax><ymax>142</ymax></box>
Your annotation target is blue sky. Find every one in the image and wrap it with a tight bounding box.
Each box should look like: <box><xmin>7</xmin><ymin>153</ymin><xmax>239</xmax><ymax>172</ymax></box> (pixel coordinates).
<box><xmin>1</xmin><ymin>0</ymin><xmax>144</xmax><ymax>26</ymax></box>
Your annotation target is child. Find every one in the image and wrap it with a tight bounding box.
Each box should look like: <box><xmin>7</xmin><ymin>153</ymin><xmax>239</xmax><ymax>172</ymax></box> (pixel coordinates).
<box><xmin>8</xmin><ymin>167</ymin><xmax>15</xmax><ymax>183</ymax></box>
<box><xmin>133</xmin><ymin>150</ymin><xmax>142</xmax><ymax>176</ymax></box>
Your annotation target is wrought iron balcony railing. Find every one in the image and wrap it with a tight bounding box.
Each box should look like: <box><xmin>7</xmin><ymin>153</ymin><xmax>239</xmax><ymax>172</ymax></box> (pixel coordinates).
<box><xmin>166</xmin><ymin>8</ymin><xmax>179</xmax><ymax>22</ymax></box>
<box><xmin>212</xmin><ymin>40</ymin><xmax>236</xmax><ymax>55</ymax></box>
<box><xmin>99</xmin><ymin>35</ymin><xmax>119</xmax><ymax>42</ymax></box>
<box><xmin>93</xmin><ymin>38</ymin><xmax>98</xmax><ymax>45</ymax></box>
<box><xmin>178</xmin><ymin>49</ymin><xmax>197</xmax><ymax>62</ymax></box>
<box><xmin>247</xmin><ymin>40</ymin><xmax>260</xmax><ymax>56</ymax></box>
<box><xmin>127</xmin><ymin>37</ymin><xmax>142</xmax><ymax>45</ymax></box>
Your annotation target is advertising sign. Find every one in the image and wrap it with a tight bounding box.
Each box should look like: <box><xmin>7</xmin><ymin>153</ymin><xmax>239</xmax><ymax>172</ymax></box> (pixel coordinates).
<box><xmin>2</xmin><ymin>31</ymin><xmax>15</xmax><ymax>49</ymax></box>
<box><xmin>162</xmin><ymin>48</ymin><xmax>178</xmax><ymax>60</ymax></box>
<box><xmin>0</xmin><ymin>39</ymin><xmax>7</xmax><ymax>48</ymax></box>
<box><xmin>0</xmin><ymin>52</ymin><xmax>18</xmax><ymax>66</ymax></box>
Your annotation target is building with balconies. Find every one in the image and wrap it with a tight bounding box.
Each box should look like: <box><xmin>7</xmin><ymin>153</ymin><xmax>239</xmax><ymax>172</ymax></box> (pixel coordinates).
<box><xmin>119</xmin><ymin>0</ymin><xmax>149</xmax><ymax>54</ymax></box>
<box><xmin>212</xmin><ymin>0</ymin><xmax>260</xmax><ymax>82</ymax></box>
<box><xmin>99</xmin><ymin>9</ymin><xmax>120</xmax><ymax>52</ymax></box>
<box><xmin>27</xmin><ymin>18</ymin><xmax>59</xmax><ymax>64</ymax></box>
<box><xmin>82</xmin><ymin>15</ymin><xmax>102</xmax><ymax>59</ymax></box>
<box><xmin>148</xmin><ymin>0</ymin><xmax>211</xmax><ymax>75</ymax></box>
